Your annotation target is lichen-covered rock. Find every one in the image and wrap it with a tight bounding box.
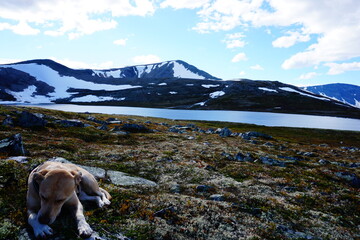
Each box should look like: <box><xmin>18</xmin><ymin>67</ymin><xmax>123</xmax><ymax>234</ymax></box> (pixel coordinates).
<box><xmin>107</xmin><ymin>170</ymin><xmax>157</xmax><ymax>187</ymax></box>
<box><xmin>0</xmin><ymin>134</ymin><xmax>27</xmax><ymax>156</ymax></box>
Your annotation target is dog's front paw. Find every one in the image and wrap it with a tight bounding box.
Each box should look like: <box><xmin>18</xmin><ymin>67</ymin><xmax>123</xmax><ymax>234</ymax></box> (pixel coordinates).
<box><xmin>103</xmin><ymin>197</ymin><xmax>111</xmax><ymax>206</ymax></box>
<box><xmin>34</xmin><ymin>224</ymin><xmax>53</xmax><ymax>239</ymax></box>
<box><xmin>78</xmin><ymin>221</ymin><xmax>93</xmax><ymax>239</ymax></box>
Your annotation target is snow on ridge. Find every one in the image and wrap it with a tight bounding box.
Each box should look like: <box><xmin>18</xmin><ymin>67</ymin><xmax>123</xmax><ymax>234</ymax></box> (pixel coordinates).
<box><xmin>173</xmin><ymin>61</ymin><xmax>205</xmax><ymax>79</ymax></box>
<box><xmin>93</xmin><ymin>69</ymin><xmax>122</xmax><ymax>78</ymax></box>
<box><xmin>210</xmin><ymin>91</ymin><xmax>225</xmax><ymax>99</ymax></box>
<box><xmin>258</xmin><ymin>87</ymin><xmax>278</xmax><ymax>93</ymax></box>
<box><xmin>202</xmin><ymin>84</ymin><xmax>220</xmax><ymax>88</ymax></box>
<box><xmin>279</xmin><ymin>87</ymin><xmax>330</xmax><ymax>101</ymax></box>
<box><xmin>3</xmin><ymin>64</ymin><xmax>142</xmax><ymax>100</ymax></box>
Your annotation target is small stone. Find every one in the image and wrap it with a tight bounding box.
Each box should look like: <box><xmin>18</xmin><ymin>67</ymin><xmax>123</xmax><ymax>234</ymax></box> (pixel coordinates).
<box><xmin>170</xmin><ymin>184</ymin><xmax>181</xmax><ymax>193</ymax></box>
<box><xmin>209</xmin><ymin>194</ymin><xmax>225</xmax><ymax>201</ymax></box>
<box><xmin>196</xmin><ymin>185</ymin><xmax>214</xmax><ymax>192</ymax></box>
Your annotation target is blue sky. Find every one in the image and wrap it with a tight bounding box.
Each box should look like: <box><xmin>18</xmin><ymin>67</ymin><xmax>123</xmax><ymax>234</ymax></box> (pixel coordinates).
<box><xmin>0</xmin><ymin>0</ymin><xmax>360</xmax><ymax>86</ymax></box>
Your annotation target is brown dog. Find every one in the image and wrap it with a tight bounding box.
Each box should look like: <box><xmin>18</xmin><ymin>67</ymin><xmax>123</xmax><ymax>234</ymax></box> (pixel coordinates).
<box><xmin>27</xmin><ymin>161</ymin><xmax>111</xmax><ymax>239</ymax></box>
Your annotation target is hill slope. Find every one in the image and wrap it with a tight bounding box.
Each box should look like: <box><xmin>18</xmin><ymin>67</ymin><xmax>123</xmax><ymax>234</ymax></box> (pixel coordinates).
<box><xmin>302</xmin><ymin>83</ymin><xmax>360</xmax><ymax>108</ymax></box>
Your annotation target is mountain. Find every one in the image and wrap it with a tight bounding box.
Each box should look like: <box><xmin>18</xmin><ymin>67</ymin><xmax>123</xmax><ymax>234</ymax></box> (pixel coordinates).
<box><xmin>1</xmin><ymin>59</ymin><xmax>360</xmax><ymax>119</ymax></box>
<box><xmin>302</xmin><ymin>83</ymin><xmax>360</xmax><ymax>108</ymax></box>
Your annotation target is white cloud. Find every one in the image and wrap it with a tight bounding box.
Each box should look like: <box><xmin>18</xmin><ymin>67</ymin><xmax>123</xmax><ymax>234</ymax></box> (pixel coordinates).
<box><xmin>272</xmin><ymin>31</ymin><xmax>310</xmax><ymax>48</ymax></box>
<box><xmin>324</xmin><ymin>62</ymin><xmax>360</xmax><ymax>75</ymax></box>
<box><xmin>250</xmin><ymin>64</ymin><xmax>264</xmax><ymax>70</ymax></box>
<box><xmin>239</xmin><ymin>71</ymin><xmax>246</xmax><ymax>76</ymax></box>
<box><xmin>231</xmin><ymin>53</ymin><xmax>248</xmax><ymax>62</ymax></box>
<box><xmin>168</xmin><ymin>0</ymin><xmax>360</xmax><ymax>71</ymax></box>
<box><xmin>0</xmin><ymin>21</ymin><xmax>40</xmax><ymax>35</ymax></box>
<box><xmin>223</xmin><ymin>32</ymin><xmax>246</xmax><ymax>48</ymax></box>
<box><xmin>161</xmin><ymin>0</ymin><xmax>210</xmax><ymax>9</ymax></box>
<box><xmin>0</xmin><ymin>0</ymin><xmax>155</xmax><ymax>38</ymax></box>
<box><xmin>49</xmin><ymin>57</ymin><xmax>115</xmax><ymax>70</ymax></box>
<box><xmin>132</xmin><ymin>55</ymin><xmax>161</xmax><ymax>65</ymax></box>
<box><xmin>299</xmin><ymin>72</ymin><xmax>319</xmax><ymax>80</ymax></box>
<box><xmin>113</xmin><ymin>38</ymin><xmax>128</xmax><ymax>46</ymax></box>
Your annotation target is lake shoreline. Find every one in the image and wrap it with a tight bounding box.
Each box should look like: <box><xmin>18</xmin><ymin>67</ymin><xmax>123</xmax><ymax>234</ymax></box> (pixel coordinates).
<box><xmin>3</xmin><ymin>103</ymin><xmax>360</xmax><ymax>132</ymax></box>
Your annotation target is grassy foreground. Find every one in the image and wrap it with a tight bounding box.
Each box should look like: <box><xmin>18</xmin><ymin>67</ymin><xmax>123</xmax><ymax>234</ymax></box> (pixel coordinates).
<box><xmin>0</xmin><ymin>105</ymin><xmax>359</xmax><ymax>240</ymax></box>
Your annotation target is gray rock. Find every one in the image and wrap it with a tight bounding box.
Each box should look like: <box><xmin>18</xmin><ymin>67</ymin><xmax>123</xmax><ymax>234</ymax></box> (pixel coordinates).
<box><xmin>78</xmin><ymin>165</ymin><xmax>107</xmax><ymax>180</ymax></box>
<box><xmin>219</xmin><ymin>127</ymin><xmax>232</xmax><ymax>137</ymax></box>
<box><xmin>277</xmin><ymin>225</ymin><xmax>318</xmax><ymax>239</ymax></box>
<box><xmin>335</xmin><ymin>172</ymin><xmax>360</xmax><ymax>188</ymax></box>
<box><xmin>196</xmin><ymin>185</ymin><xmax>214</xmax><ymax>192</ymax></box>
<box><xmin>170</xmin><ymin>184</ymin><xmax>181</xmax><ymax>193</ymax></box>
<box><xmin>260</xmin><ymin>156</ymin><xmax>286</xmax><ymax>167</ymax></box>
<box><xmin>97</xmin><ymin>124</ymin><xmax>109</xmax><ymax>131</ymax></box>
<box><xmin>0</xmin><ymin>133</ymin><xmax>27</xmax><ymax>155</ymax></box>
<box><xmin>107</xmin><ymin>170</ymin><xmax>157</xmax><ymax>187</ymax></box>
<box><xmin>221</xmin><ymin>152</ymin><xmax>234</xmax><ymax>160</ymax></box>
<box><xmin>2</xmin><ymin>115</ymin><xmax>14</xmax><ymax>126</ymax></box>
<box><xmin>17</xmin><ymin>111</ymin><xmax>47</xmax><ymax>128</ymax></box>
<box><xmin>318</xmin><ymin>159</ymin><xmax>330</xmax><ymax>165</ymax></box>
<box><xmin>240</xmin><ymin>131</ymin><xmax>273</xmax><ymax>140</ymax></box>
<box><xmin>121</xmin><ymin>123</ymin><xmax>152</xmax><ymax>133</ymax></box>
<box><xmin>6</xmin><ymin>156</ymin><xmax>28</xmax><ymax>163</ymax></box>
<box><xmin>56</xmin><ymin>119</ymin><xmax>85</xmax><ymax>127</ymax></box>
<box><xmin>209</xmin><ymin>194</ymin><xmax>225</xmax><ymax>201</ymax></box>
<box><xmin>48</xmin><ymin>157</ymin><xmax>72</xmax><ymax>163</ymax></box>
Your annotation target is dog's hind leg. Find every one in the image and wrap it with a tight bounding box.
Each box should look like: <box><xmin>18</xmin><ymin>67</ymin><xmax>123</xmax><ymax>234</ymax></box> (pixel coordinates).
<box><xmin>78</xmin><ymin>174</ymin><xmax>111</xmax><ymax>207</ymax></box>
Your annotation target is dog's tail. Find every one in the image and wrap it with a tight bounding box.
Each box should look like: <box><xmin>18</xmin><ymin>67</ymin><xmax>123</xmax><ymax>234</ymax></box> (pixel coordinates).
<box><xmin>100</xmin><ymin>187</ymin><xmax>111</xmax><ymax>200</ymax></box>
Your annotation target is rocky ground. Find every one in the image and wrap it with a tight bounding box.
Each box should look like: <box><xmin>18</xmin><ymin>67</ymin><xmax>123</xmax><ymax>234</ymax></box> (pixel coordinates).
<box><xmin>0</xmin><ymin>105</ymin><xmax>359</xmax><ymax>240</ymax></box>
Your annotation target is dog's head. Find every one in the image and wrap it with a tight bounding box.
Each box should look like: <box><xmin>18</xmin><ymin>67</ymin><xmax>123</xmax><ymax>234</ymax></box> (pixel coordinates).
<box><xmin>33</xmin><ymin>169</ymin><xmax>82</xmax><ymax>224</ymax></box>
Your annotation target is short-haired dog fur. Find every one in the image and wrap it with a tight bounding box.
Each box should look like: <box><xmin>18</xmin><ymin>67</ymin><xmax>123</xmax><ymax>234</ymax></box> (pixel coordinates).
<box><xmin>27</xmin><ymin>161</ymin><xmax>111</xmax><ymax>238</ymax></box>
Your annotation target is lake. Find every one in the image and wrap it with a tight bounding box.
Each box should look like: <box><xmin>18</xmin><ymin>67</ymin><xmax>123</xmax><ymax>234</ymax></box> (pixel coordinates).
<box><xmin>12</xmin><ymin>103</ymin><xmax>360</xmax><ymax>132</ymax></box>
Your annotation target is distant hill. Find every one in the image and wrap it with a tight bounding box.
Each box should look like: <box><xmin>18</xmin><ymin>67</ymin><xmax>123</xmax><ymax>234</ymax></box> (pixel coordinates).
<box><xmin>1</xmin><ymin>59</ymin><xmax>360</xmax><ymax>119</ymax></box>
<box><xmin>302</xmin><ymin>83</ymin><xmax>360</xmax><ymax>108</ymax></box>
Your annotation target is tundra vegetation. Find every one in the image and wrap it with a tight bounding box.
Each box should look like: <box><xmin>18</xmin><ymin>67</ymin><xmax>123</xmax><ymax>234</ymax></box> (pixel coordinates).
<box><xmin>0</xmin><ymin>105</ymin><xmax>359</xmax><ymax>240</ymax></box>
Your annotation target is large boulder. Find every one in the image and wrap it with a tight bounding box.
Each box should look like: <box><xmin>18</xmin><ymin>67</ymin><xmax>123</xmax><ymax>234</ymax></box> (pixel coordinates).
<box><xmin>0</xmin><ymin>134</ymin><xmax>27</xmax><ymax>156</ymax></box>
<box><xmin>120</xmin><ymin>123</ymin><xmax>152</xmax><ymax>133</ymax></box>
<box><xmin>17</xmin><ymin>111</ymin><xmax>47</xmax><ymax>128</ymax></box>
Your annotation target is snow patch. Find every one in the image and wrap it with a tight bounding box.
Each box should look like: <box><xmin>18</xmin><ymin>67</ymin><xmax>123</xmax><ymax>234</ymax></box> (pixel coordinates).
<box><xmin>354</xmin><ymin>98</ymin><xmax>360</xmax><ymax>108</ymax></box>
<box><xmin>279</xmin><ymin>87</ymin><xmax>330</xmax><ymax>101</ymax></box>
<box><xmin>5</xmin><ymin>85</ymin><xmax>52</xmax><ymax>103</ymax></box>
<box><xmin>172</xmin><ymin>61</ymin><xmax>205</xmax><ymax>79</ymax></box>
<box><xmin>258</xmin><ymin>87</ymin><xmax>278</xmax><ymax>93</ymax></box>
<box><xmin>5</xmin><ymin>64</ymin><xmax>141</xmax><ymax>101</ymax></box>
<box><xmin>202</xmin><ymin>84</ymin><xmax>220</xmax><ymax>88</ymax></box>
<box><xmin>210</xmin><ymin>91</ymin><xmax>225</xmax><ymax>99</ymax></box>
<box><xmin>169</xmin><ymin>92</ymin><xmax>178</xmax><ymax>94</ymax></box>
<box><xmin>194</xmin><ymin>102</ymin><xmax>206</xmax><ymax>106</ymax></box>
<box><xmin>158</xmin><ymin>83</ymin><xmax>167</xmax><ymax>86</ymax></box>
<box><xmin>186</xmin><ymin>84</ymin><xmax>194</xmax><ymax>86</ymax></box>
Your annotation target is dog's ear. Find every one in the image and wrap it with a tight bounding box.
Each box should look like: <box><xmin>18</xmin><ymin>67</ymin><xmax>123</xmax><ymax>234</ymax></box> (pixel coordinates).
<box><xmin>33</xmin><ymin>169</ymin><xmax>49</xmax><ymax>184</ymax></box>
<box><xmin>71</xmin><ymin>171</ymin><xmax>82</xmax><ymax>186</ymax></box>
<box><xmin>32</xmin><ymin>169</ymin><xmax>49</xmax><ymax>193</ymax></box>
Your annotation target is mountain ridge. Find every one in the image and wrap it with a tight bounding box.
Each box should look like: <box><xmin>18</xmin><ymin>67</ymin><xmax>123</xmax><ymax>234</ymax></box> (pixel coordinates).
<box><xmin>302</xmin><ymin>83</ymin><xmax>360</xmax><ymax>108</ymax></box>
<box><xmin>1</xmin><ymin>59</ymin><xmax>360</xmax><ymax>119</ymax></box>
